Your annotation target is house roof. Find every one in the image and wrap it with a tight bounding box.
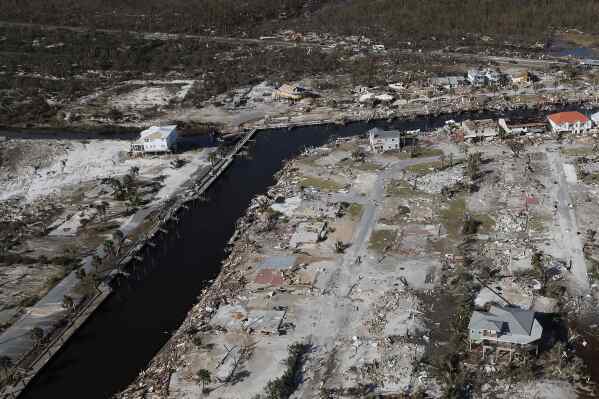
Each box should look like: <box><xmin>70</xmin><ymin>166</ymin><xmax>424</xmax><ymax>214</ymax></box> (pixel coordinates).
<box><xmin>430</xmin><ymin>76</ymin><xmax>466</xmax><ymax>86</ymax></box>
<box><xmin>140</xmin><ymin>125</ymin><xmax>177</xmax><ymax>140</ymax></box>
<box><xmin>547</xmin><ymin>112</ymin><xmax>589</xmax><ymax>125</ymax></box>
<box><xmin>368</xmin><ymin>127</ymin><xmax>400</xmax><ymax>139</ymax></box>
<box><xmin>257</xmin><ymin>256</ymin><xmax>297</xmax><ymax>270</ymax></box>
<box><xmin>469</xmin><ymin>305</ymin><xmax>536</xmax><ymax>336</ymax></box>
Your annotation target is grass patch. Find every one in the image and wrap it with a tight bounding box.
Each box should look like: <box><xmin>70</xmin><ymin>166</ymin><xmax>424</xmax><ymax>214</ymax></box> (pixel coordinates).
<box><xmin>261</xmin><ymin>342</ymin><xmax>309</xmax><ymax>399</ymax></box>
<box><xmin>300</xmin><ymin>176</ymin><xmax>343</xmax><ymax>191</ymax></box>
<box><xmin>405</xmin><ymin>160</ymin><xmax>443</xmax><ymax>175</ymax></box>
<box><xmin>560</xmin><ymin>147</ymin><xmax>594</xmax><ymax>157</ymax></box>
<box><xmin>338</xmin><ymin>159</ymin><xmax>381</xmax><ymax>171</ymax></box>
<box><xmin>347</xmin><ymin>203</ymin><xmax>363</xmax><ymax>220</ymax></box>
<box><xmin>528</xmin><ymin>213</ymin><xmax>551</xmax><ymax>233</ymax></box>
<box><xmin>391</xmin><ymin>147</ymin><xmax>444</xmax><ymax>160</ymax></box>
<box><xmin>439</xmin><ymin>195</ymin><xmax>466</xmax><ymax>240</ymax></box>
<box><xmin>582</xmin><ymin>172</ymin><xmax>599</xmax><ymax>185</ymax></box>
<box><xmin>385</xmin><ymin>179</ymin><xmax>422</xmax><ymax>198</ymax></box>
<box><xmin>559</xmin><ymin>31</ymin><xmax>599</xmax><ymax>48</ymax></box>
<box><xmin>413</xmin><ymin>147</ymin><xmax>444</xmax><ymax>158</ymax></box>
<box><xmin>405</xmin><ymin>158</ymin><xmax>464</xmax><ymax>175</ymax></box>
<box><xmin>472</xmin><ymin>213</ymin><xmax>496</xmax><ymax>233</ymax></box>
<box><xmin>368</xmin><ymin>229</ymin><xmax>397</xmax><ymax>253</ymax></box>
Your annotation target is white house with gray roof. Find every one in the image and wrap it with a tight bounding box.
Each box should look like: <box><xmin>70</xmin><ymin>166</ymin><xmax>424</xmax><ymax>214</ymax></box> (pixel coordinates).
<box><xmin>468</xmin><ymin>305</ymin><xmax>542</xmax><ymax>346</ymax></box>
<box><xmin>368</xmin><ymin>127</ymin><xmax>401</xmax><ymax>153</ymax></box>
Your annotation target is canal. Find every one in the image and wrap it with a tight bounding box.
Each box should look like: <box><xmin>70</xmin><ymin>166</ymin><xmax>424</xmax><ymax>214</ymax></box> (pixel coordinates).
<box><xmin>20</xmin><ymin>106</ymin><xmax>591</xmax><ymax>398</ymax></box>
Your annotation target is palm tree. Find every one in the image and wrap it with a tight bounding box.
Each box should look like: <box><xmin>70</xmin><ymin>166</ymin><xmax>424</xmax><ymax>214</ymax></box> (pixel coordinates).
<box><xmin>30</xmin><ymin>327</ymin><xmax>44</xmax><ymax>347</ymax></box>
<box><xmin>0</xmin><ymin>355</ymin><xmax>13</xmax><ymax>377</ymax></box>
<box><xmin>91</xmin><ymin>254</ymin><xmax>103</xmax><ymax>271</ymax></box>
<box><xmin>334</xmin><ymin>240</ymin><xmax>346</xmax><ymax>254</ymax></box>
<box><xmin>129</xmin><ymin>166</ymin><xmax>140</xmax><ymax>177</ymax></box>
<box><xmin>351</xmin><ymin>149</ymin><xmax>366</xmax><ymax>162</ymax></box>
<box><xmin>62</xmin><ymin>295</ymin><xmax>75</xmax><ymax>313</ymax></box>
<box><xmin>466</xmin><ymin>152</ymin><xmax>481</xmax><ymax>179</ymax></box>
<box><xmin>197</xmin><ymin>369</ymin><xmax>211</xmax><ymax>392</ymax></box>
<box><xmin>103</xmin><ymin>240</ymin><xmax>116</xmax><ymax>258</ymax></box>
<box><xmin>208</xmin><ymin>151</ymin><xmax>219</xmax><ymax>167</ymax></box>
<box><xmin>112</xmin><ymin>230</ymin><xmax>125</xmax><ymax>256</ymax></box>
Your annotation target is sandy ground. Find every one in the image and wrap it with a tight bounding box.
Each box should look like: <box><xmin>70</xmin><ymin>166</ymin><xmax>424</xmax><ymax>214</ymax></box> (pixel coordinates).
<box><xmin>117</xmin><ymin>128</ymin><xmax>599</xmax><ymax>399</ymax></box>
<box><xmin>1</xmin><ymin>139</ymin><xmax>206</xmax><ymax>202</ymax></box>
<box><xmin>165</xmin><ymin>139</ymin><xmax>445</xmax><ymax>398</ymax></box>
<box><xmin>0</xmin><ymin>135</ymin><xmax>212</xmax><ymax>363</ymax></box>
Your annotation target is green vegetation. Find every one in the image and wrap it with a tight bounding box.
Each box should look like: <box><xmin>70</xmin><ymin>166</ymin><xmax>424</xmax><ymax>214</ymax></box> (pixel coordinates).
<box><xmin>472</xmin><ymin>213</ymin><xmax>495</xmax><ymax>233</ymax></box>
<box><xmin>405</xmin><ymin>158</ymin><xmax>464</xmax><ymax>175</ymax></box>
<box><xmin>7</xmin><ymin>0</ymin><xmax>599</xmax><ymax>44</ymax></box>
<box><xmin>582</xmin><ymin>172</ymin><xmax>599</xmax><ymax>185</ymax></box>
<box><xmin>405</xmin><ymin>160</ymin><xmax>444</xmax><ymax>175</ymax></box>
<box><xmin>368</xmin><ymin>229</ymin><xmax>397</xmax><ymax>253</ymax></box>
<box><xmin>439</xmin><ymin>196</ymin><xmax>466</xmax><ymax>240</ymax></box>
<box><xmin>466</xmin><ymin>152</ymin><xmax>481</xmax><ymax>179</ymax></box>
<box><xmin>338</xmin><ymin>158</ymin><xmax>380</xmax><ymax>171</ymax></box>
<box><xmin>393</xmin><ymin>147</ymin><xmax>443</xmax><ymax>160</ymax></box>
<box><xmin>196</xmin><ymin>369</ymin><xmax>211</xmax><ymax>393</ymax></box>
<box><xmin>528</xmin><ymin>213</ymin><xmax>550</xmax><ymax>233</ymax></box>
<box><xmin>300</xmin><ymin>176</ymin><xmax>342</xmax><ymax>191</ymax></box>
<box><xmin>347</xmin><ymin>203</ymin><xmax>363</xmax><ymax>220</ymax></box>
<box><xmin>560</xmin><ymin>147</ymin><xmax>594</xmax><ymax>157</ymax></box>
<box><xmin>259</xmin><ymin>342</ymin><xmax>309</xmax><ymax>399</ymax></box>
<box><xmin>412</xmin><ymin>147</ymin><xmax>444</xmax><ymax>158</ymax></box>
<box><xmin>386</xmin><ymin>179</ymin><xmax>417</xmax><ymax>197</ymax></box>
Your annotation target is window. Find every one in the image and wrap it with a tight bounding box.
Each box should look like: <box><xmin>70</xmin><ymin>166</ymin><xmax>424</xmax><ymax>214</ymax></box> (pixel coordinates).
<box><xmin>481</xmin><ymin>329</ymin><xmax>497</xmax><ymax>337</ymax></box>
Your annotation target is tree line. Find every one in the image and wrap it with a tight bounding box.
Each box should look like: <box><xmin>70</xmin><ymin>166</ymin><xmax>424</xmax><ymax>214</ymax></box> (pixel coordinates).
<box><xmin>2</xmin><ymin>0</ymin><xmax>598</xmax><ymax>41</ymax></box>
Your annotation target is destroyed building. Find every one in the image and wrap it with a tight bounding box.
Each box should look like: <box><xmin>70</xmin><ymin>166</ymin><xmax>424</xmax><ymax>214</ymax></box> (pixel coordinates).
<box><xmin>273</xmin><ymin>84</ymin><xmax>318</xmax><ymax>101</ymax></box>
<box><xmin>462</xmin><ymin>119</ymin><xmax>498</xmax><ymax>142</ymax></box>
<box><xmin>429</xmin><ymin>76</ymin><xmax>467</xmax><ymax>91</ymax></box>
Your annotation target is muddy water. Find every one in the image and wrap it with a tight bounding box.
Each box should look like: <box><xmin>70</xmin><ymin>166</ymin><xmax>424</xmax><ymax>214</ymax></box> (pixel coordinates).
<box><xmin>20</xmin><ymin>106</ymin><xmax>596</xmax><ymax>398</ymax></box>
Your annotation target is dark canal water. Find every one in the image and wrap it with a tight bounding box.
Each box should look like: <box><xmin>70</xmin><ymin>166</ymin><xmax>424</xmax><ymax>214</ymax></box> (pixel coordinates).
<box><xmin>20</xmin><ymin>106</ymin><xmax>594</xmax><ymax>398</ymax></box>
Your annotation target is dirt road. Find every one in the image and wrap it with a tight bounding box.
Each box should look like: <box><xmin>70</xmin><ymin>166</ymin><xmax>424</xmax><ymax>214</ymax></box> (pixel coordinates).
<box><xmin>546</xmin><ymin>149</ymin><xmax>589</xmax><ymax>295</ymax></box>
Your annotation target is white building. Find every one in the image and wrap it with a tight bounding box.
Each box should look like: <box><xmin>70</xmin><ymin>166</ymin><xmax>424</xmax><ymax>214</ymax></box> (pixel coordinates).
<box><xmin>547</xmin><ymin>112</ymin><xmax>592</xmax><ymax>134</ymax></box>
<box><xmin>467</xmin><ymin>69</ymin><xmax>486</xmax><ymax>86</ymax></box>
<box><xmin>591</xmin><ymin>111</ymin><xmax>599</xmax><ymax>127</ymax></box>
<box><xmin>131</xmin><ymin>125</ymin><xmax>178</xmax><ymax>154</ymax></box>
<box><xmin>467</xmin><ymin>68</ymin><xmax>506</xmax><ymax>86</ymax></box>
<box><xmin>368</xmin><ymin>127</ymin><xmax>401</xmax><ymax>152</ymax></box>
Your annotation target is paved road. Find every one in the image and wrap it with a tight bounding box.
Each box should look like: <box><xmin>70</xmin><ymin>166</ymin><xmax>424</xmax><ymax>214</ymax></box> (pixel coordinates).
<box><xmin>546</xmin><ymin>150</ymin><xmax>590</xmax><ymax>294</ymax></box>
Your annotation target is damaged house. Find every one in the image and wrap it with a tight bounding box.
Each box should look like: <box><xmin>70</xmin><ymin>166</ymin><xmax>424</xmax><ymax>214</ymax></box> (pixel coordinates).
<box><xmin>469</xmin><ymin>305</ymin><xmax>543</xmax><ymax>358</ymax></box>
<box><xmin>462</xmin><ymin>119</ymin><xmax>498</xmax><ymax>142</ymax></box>
<box><xmin>130</xmin><ymin>125</ymin><xmax>178</xmax><ymax>155</ymax></box>
<box><xmin>273</xmin><ymin>84</ymin><xmax>318</xmax><ymax>101</ymax></box>
<box><xmin>368</xmin><ymin>127</ymin><xmax>402</xmax><ymax>153</ymax></box>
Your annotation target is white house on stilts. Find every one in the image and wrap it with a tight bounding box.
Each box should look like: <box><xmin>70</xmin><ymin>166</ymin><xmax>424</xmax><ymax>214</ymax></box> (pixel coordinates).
<box><xmin>130</xmin><ymin>125</ymin><xmax>178</xmax><ymax>156</ymax></box>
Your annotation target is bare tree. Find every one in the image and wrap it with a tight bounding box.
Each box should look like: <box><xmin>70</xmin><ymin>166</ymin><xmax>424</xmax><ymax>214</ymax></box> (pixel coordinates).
<box><xmin>466</xmin><ymin>152</ymin><xmax>481</xmax><ymax>179</ymax></box>
<box><xmin>507</xmin><ymin>140</ymin><xmax>525</xmax><ymax>158</ymax></box>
